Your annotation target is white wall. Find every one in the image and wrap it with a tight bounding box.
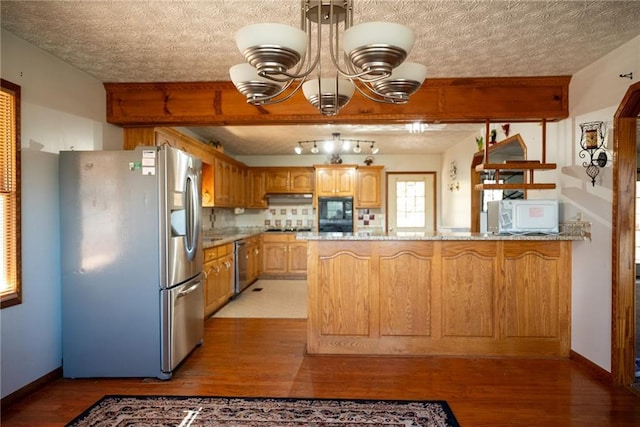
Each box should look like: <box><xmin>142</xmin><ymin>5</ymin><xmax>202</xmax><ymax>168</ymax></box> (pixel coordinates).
<box><xmin>558</xmin><ymin>35</ymin><xmax>640</xmax><ymax>371</ymax></box>
<box><xmin>0</xmin><ymin>30</ymin><xmax>120</xmax><ymax>398</ymax></box>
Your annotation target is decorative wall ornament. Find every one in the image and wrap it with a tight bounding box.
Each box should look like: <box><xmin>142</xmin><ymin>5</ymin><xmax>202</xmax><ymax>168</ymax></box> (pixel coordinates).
<box><xmin>578</xmin><ymin>121</ymin><xmax>608</xmax><ymax>186</ymax></box>
<box><xmin>448</xmin><ymin>160</ymin><xmax>460</xmax><ymax>191</ymax></box>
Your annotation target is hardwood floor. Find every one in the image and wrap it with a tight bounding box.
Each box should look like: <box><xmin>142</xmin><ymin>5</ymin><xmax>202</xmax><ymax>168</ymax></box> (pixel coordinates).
<box><xmin>2</xmin><ymin>318</ymin><xmax>639</xmax><ymax>426</ymax></box>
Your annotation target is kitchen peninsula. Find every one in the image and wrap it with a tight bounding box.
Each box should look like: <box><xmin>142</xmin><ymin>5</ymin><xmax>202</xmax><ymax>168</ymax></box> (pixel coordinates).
<box><xmin>302</xmin><ymin>231</ymin><xmax>586</xmax><ymax>358</ymax></box>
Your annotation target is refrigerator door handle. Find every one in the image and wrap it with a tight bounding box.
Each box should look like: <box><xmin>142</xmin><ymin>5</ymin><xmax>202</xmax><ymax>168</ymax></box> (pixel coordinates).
<box><xmin>184</xmin><ymin>172</ymin><xmax>200</xmax><ymax>261</ymax></box>
<box><xmin>177</xmin><ymin>282</ymin><xmax>201</xmax><ymax>298</ymax></box>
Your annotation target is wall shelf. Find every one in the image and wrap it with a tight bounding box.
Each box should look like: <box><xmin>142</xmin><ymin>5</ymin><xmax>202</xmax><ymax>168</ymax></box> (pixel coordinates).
<box><xmin>474</xmin><ymin>161</ymin><xmax>557</xmax><ymax>191</ymax></box>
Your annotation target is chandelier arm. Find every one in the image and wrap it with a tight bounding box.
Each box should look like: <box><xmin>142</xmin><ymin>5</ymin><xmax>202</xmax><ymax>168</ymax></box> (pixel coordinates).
<box><xmin>246</xmin><ymin>76</ymin><xmax>309</xmax><ymax>105</ymax></box>
<box><xmin>351</xmin><ymin>80</ymin><xmax>408</xmax><ymax>104</ymax></box>
<box><xmin>327</xmin><ymin>0</ymin><xmax>363</xmax><ymax>80</ymax></box>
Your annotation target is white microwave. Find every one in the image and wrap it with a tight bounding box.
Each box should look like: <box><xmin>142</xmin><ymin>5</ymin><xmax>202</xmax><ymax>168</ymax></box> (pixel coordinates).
<box><xmin>487</xmin><ymin>199</ymin><xmax>559</xmax><ymax>234</ymax></box>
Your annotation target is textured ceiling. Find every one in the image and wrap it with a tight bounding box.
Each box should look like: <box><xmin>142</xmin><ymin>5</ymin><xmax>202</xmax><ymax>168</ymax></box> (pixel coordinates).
<box><xmin>2</xmin><ymin>0</ymin><xmax>639</xmax><ymax>156</ymax></box>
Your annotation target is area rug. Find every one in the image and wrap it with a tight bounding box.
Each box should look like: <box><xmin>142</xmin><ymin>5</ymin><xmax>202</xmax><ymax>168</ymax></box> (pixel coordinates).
<box><xmin>65</xmin><ymin>395</ymin><xmax>460</xmax><ymax>426</ymax></box>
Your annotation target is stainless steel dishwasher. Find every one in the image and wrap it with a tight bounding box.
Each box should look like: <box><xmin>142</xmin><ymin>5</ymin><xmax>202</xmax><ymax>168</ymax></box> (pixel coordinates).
<box><xmin>234</xmin><ymin>240</ymin><xmax>248</xmax><ymax>294</ymax></box>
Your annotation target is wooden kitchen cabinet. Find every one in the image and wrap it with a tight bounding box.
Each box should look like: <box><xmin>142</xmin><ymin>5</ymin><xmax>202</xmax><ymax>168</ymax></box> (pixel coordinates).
<box><xmin>314</xmin><ymin>165</ymin><xmax>356</xmax><ymax>197</ymax></box>
<box><xmin>203</xmin><ymin>243</ymin><xmax>235</xmax><ymax>316</ymax></box>
<box><xmin>213</xmin><ymin>156</ymin><xmax>230</xmax><ymax>206</ymax></box>
<box><xmin>261</xmin><ymin>233</ymin><xmax>307</xmax><ymax>278</ymax></box>
<box><xmin>201</xmin><ymin>162</ymin><xmax>214</xmax><ymax>207</ymax></box>
<box><xmin>307</xmin><ymin>239</ymin><xmax>571</xmax><ymax>357</ymax></box>
<box><xmin>210</xmin><ymin>155</ymin><xmax>246</xmax><ymax>208</ymax></box>
<box><xmin>246</xmin><ymin>168</ymin><xmax>267</xmax><ymax>208</ymax></box>
<box><xmin>245</xmin><ymin>235</ymin><xmax>262</xmax><ymax>284</ymax></box>
<box><xmin>264</xmin><ymin>167</ymin><xmax>314</xmax><ymax>193</ymax></box>
<box><xmin>355</xmin><ymin>166</ymin><xmax>383</xmax><ymax>208</ymax></box>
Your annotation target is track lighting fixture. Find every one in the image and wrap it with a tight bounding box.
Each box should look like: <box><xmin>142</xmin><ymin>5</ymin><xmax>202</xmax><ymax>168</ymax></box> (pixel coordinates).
<box><xmin>294</xmin><ymin>132</ymin><xmax>377</xmax><ymax>155</ymax></box>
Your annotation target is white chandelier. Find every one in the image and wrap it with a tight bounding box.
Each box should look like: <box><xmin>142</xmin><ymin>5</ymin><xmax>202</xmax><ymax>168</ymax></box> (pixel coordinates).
<box><xmin>229</xmin><ymin>0</ymin><xmax>427</xmax><ymax>116</ymax></box>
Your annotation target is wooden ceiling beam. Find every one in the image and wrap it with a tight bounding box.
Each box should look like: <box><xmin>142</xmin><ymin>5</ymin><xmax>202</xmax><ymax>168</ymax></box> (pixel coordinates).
<box><xmin>104</xmin><ymin>76</ymin><xmax>570</xmax><ymax>126</ymax></box>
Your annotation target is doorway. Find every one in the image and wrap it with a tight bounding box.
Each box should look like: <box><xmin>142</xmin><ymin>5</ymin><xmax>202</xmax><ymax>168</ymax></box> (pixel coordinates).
<box><xmin>613</xmin><ymin>81</ymin><xmax>640</xmax><ymax>387</ymax></box>
<box><xmin>386</xmin><ymin>172</ymin><xmax>437</xmax><ymax>233</ymax></box>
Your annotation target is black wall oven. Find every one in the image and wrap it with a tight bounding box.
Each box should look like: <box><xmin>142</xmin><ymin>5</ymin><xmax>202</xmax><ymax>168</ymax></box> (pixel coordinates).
<box><xmin>318</xmin><ymin>196</ymin><xmax>354</xmax><ymax>232</ymax></box>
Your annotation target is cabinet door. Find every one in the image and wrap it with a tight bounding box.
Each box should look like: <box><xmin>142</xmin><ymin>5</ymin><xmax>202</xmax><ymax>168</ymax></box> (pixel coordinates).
<box><xmin>334</xmin><ymin>168</ymin><xmax>355</xmax><ymax>195</ymax></box>
<box><xmin>219</xmin><ymin>253</ymin><xmax>235</xmax><ymax>300</ymax></box>
<box><xmin>247</xmin><ymin>169</ymin><xmax>267</xmax><ymax>208</ymax></box>
<box><xmin>262</xmin><ymin>241</ymin><xmax>288</xmax><ymax>274</ymax></box>
<box><xmin>213</xmin><ymin>157</ymin><xmax>229</xmax><ymax>206</ymax></box>
<box><xmin>289</xmin><ymin>168</ymin><xmax>314</xmax><ymax>192</ymax></box>
<box><xmin>202</xmin><ymin>162</ymin><xmax>214</xmax><ymax>207</ymax></box>
<box><xmin>288</xmin><ymin>241</ymin><xmax>308</xmax><ymax>274</ymax></box>
<box><xmin>356</xmin><ymin>166</ymin><xmax>383</xmax><ymax>208</ymax></box>
<box><xmin>502</xmin><ymin>241</ymin><xmax>569</xmax><ymax>340</ymax></box>
<box><xmin>203</xmin><ymin>260</ymin><xmax>219</xmax><ymax>316</ymax></box>
<box><xmin>315</xmin><ymin>167</ymin><xmax>355</xmax><ymax>196</ymax></box>
<box><xmin>265</xmin><ymin>169</ymin><xmax>290</xmax><ymax>193</ymax></box>
<box><xmin>245</xmin><ymin>237</ymin><xmax>261</xmax><ymax>284</ymax></box>
<box><xmin>229</xmin><ymin>164</ymin><xmax>245</xmax><ymax>207</ymax></box>
<box><xmin>315</xmin><ymin>168</ymin><xmax>336</xmax><ymax>196</ymax></box>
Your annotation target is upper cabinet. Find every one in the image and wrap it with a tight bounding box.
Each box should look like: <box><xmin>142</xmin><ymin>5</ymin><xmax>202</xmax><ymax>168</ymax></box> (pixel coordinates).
<box><xmin>122</xmin><ymin>127</ymin><xmax>247</xmax><ymax>208</ymax></box>
<box><xmin>314</xmin><ymin>165</ymin><xmax>356</xmax><ymax>197</ymax></box>
<box><xmin>211</xmin><ymin>153</ymin><xmax>246</xmax><ymax>208</ymax></box>
<box><xmin>246</xmin><ymin>168</ymin><xmax>268</xmax><ymax>208</ymax></box>
<box><xmin>264</xmin><ymin>167</ymin><xmax>314</xmax><ymax>194</ymax></box>
<box><xmin>356</xmin><ymin>166</ymin><xmax>383</xmax><ymax>208</ymax></box>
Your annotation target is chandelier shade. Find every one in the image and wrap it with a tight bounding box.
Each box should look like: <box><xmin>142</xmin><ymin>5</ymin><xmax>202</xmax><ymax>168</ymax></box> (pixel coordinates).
<box><xmin>302</xmin><ymin>78</ymin><xmax>355</xmax><ymax>115</ymax></box>
<box><xmin>235</xmin><ymin>23</ymin><xmax>308</xmax><ymax>74</ymax></box>
<box><xmin>373</xmin><ymin>62</ymin><xmax>427</xmax><ymax>100</ymax></box>
<box><xmin>229</xmin><ymin>63</ymin><xmax>284</xmax><ymax>103</ymax></box>
<box><xmin>229</xmin><ymin>0</ymin><xmax>426</xmax><ymax>115</ymax></box>
<box><xmin>342</xmin><ymin>22</ymin><xmax>415</xmax><ymax>76</ymax></box>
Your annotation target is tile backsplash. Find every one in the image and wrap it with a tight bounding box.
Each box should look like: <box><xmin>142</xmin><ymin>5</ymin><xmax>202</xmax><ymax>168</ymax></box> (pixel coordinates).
<box><xmin>356</xmin><ymin>208</ymin><xmax>384</xmax><ymax>231</ymax></box>
<box><xmin>203</xmin><ymin>205</ymin><xmax>384</xmax><ymax>232</ymax></box>
<box><xmin>203</xmin><ymin>204</ymin><xmax>315</xmax><ymax>231</ymax></box>
<box><xmin>264</xmin><ymin>205</ymin><xmax>315</xmax><ymax>229</ymax></box>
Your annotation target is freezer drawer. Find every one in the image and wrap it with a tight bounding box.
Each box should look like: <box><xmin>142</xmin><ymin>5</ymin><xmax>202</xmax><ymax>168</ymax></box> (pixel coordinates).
<box><xmin>161</xmin><ymin>276</ymin><xmax>204</xmax><ymax>373</ymax></box>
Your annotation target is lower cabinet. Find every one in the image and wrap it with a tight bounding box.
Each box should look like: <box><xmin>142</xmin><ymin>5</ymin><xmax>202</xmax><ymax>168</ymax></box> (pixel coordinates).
<box><xmin>306</xmin><ymin>239</ymin><xmax>571</xmax><ymax>357</ymax></box>
<box><xmin>261</xmin><ymin>233</ymin><xmax>307</xmax><ymax>278</ymax></box>
<box><xmin>245</xmin><ymin>235</ymin><xmax>261</xmax><ymax>285</ymax></box>
<box><xmin>203</xmin><ymin>243</ymin><xmax>235</xmax><ymax>316</ymax></box>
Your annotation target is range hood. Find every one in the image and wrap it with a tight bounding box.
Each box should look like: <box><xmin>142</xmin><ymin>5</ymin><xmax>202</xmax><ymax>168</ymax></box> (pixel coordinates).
<box><xmin>265</xmin><ymin>193</ymin><xmax>313</xmax><ymax>205</ymax></box>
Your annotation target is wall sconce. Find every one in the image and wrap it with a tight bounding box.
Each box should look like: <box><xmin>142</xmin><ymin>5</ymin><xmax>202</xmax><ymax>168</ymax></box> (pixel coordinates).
<box><xmin>578</xmin><ymin>121</ymin><xmax>608</xmax><ymax>186</ymax></box>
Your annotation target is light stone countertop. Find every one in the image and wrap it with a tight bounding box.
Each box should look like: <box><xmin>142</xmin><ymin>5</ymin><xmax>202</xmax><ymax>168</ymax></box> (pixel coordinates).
<box><xmin>202</xmin><ymin>227</ymin><xmax>264</xmax><ymax>249</ymax></box>
<box><xmin>296</xmin><ymin>231</ymin><xmax>588</xmax><ymax>241</ymax></box>
<box><xmin>201</xmin><ymin>226</ymin><xmax>590</xmax><ymax>249</ymax></box>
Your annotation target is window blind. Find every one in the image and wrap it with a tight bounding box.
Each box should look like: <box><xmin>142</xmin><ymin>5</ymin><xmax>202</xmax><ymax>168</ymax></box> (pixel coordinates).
<box><xmin>1</xmin><ymin>80</ymin><xmax>21</xmax><ymax>307</ymax></box>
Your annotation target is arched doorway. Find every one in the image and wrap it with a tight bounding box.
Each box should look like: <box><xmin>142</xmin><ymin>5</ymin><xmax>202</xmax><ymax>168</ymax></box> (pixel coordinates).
<box><xmin>612</xmin><ymin>81</ymin><xmax>640</xmax><ymax>386</ymax></box>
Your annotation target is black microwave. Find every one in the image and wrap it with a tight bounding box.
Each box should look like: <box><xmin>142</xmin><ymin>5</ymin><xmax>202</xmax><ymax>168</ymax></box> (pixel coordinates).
<box><xmin>318</xmin><ymin>197</ymin><xmax>353</xmax><ymax>232</ymax></box>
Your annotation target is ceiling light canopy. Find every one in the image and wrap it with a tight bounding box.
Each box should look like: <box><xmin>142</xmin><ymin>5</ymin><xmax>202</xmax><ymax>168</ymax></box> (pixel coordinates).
<box><xmin>230</xmin><ymin>0</ymin><xmax>427</xmax><ymax>116</ymax></box>
<box><xmin>295</xmin><ymin>132</ymin><xmax>377</xmax><ymax>155</ymax></box>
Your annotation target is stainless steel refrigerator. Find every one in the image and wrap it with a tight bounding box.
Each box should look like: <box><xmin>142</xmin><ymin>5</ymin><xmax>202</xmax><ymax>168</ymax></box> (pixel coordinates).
<box><xmin>59</xmin><ymin>146</ymin><xmax>204</xmax><ymax>379</ymax></box>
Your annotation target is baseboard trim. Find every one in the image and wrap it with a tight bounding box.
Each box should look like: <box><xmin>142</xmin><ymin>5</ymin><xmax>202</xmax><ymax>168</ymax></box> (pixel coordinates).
<box><xmin>570</xmin><ymin>350</ymin><xmax>613</xmax><ymax>384</ymax></box>
<box><xmin>0</xmin><ymin>367</ymin><xmax>62</xmax><ymax>410</ymax></box>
